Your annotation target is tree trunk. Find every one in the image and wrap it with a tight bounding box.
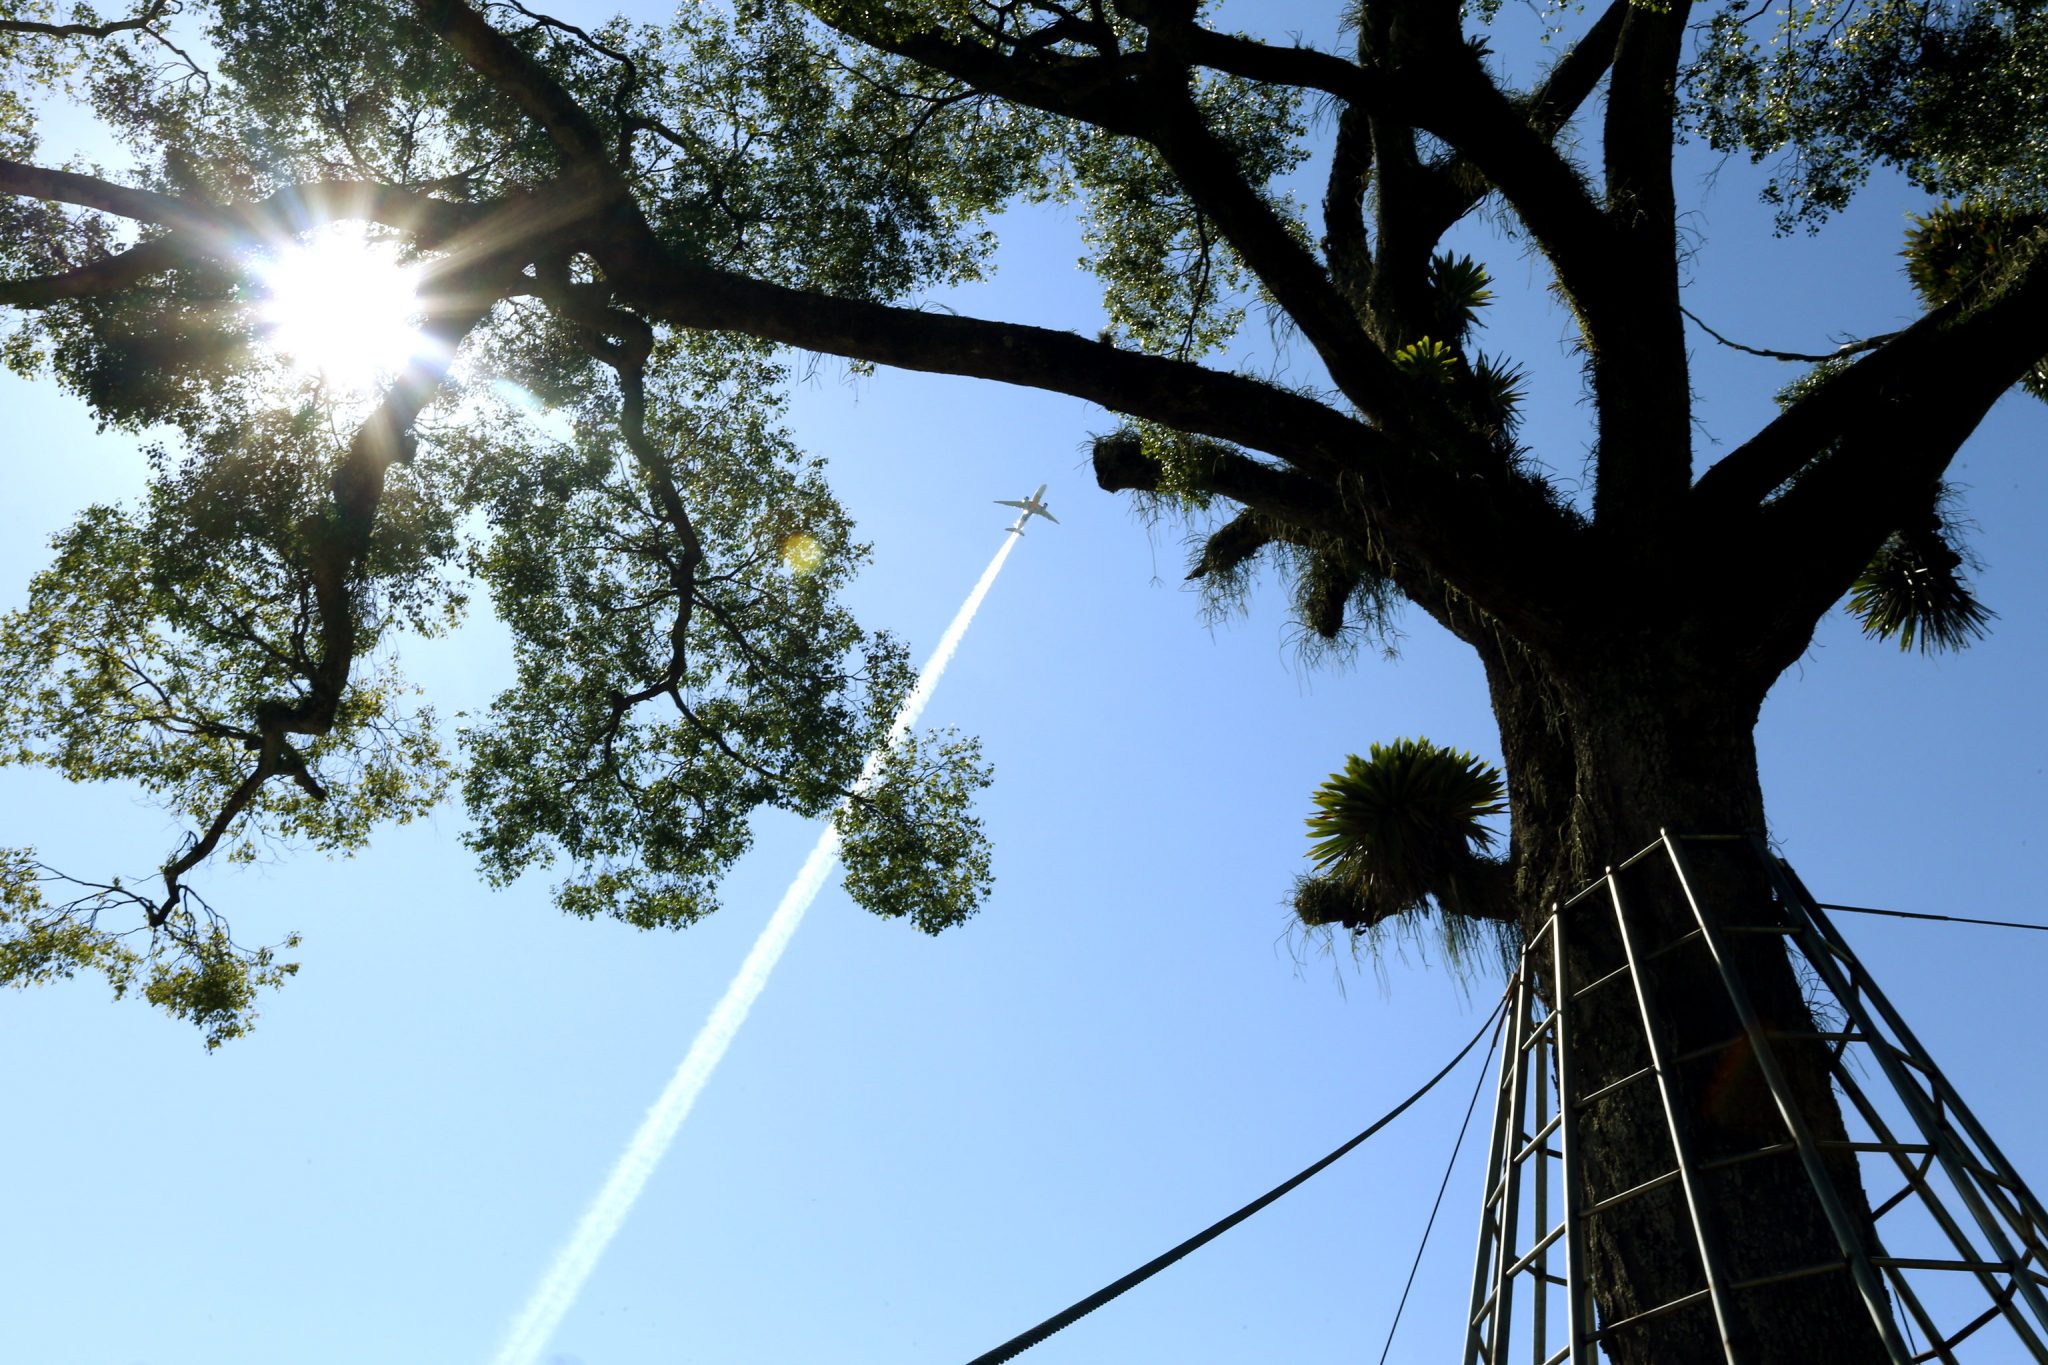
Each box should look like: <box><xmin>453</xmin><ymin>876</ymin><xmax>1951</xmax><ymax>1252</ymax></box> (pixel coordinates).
<box><xmin>1479</xmin><ymin>632</ymin><xmax>1894</xmax><ymax>1363</ymax></box>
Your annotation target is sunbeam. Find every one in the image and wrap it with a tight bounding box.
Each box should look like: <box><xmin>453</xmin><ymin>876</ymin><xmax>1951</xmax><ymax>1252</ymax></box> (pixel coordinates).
<box><xmin>492</xmin><ymin>532</ymin><xmax>1021</xmax><ymax>1365</ymax></box>
<box><xmin>255</xmin><ymin>224</ymin><xmax>423</xmax><ymax>390</ymax></box>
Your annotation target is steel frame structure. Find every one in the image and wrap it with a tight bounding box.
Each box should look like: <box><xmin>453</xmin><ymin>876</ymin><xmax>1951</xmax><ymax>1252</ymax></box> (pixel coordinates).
<box><xmin>1463</xmin><ymin>832</ymin><xmax>2048</xmax><ymax>1363</ymax></box>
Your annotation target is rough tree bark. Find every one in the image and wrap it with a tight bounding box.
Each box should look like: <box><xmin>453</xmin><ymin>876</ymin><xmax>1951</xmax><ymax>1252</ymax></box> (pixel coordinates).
<box><xmin>1483</xmin><ymin>629</ymin><xmax>1888</xmax><ymax>1361</ymax></box>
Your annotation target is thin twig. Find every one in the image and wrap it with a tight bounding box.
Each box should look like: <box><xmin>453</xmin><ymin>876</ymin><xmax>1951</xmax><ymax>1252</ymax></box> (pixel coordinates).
<box><xmin>1681</xmin><ymin>303</ymin><xmax>1896</xmax><ymax>363</ymax></box>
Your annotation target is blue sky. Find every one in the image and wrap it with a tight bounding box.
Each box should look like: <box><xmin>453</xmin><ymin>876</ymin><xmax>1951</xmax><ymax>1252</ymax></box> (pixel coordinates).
<box><xmin>2</xmin><ymin>4</ymin><xmax>2045</xmax><ymax>1362</ymax></box>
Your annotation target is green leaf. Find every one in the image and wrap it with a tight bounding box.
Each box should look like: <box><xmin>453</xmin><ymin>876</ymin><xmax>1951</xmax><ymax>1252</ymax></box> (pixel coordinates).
<box><xmin>1848</xmin><ymin>522</ymin><xmax>1997</xmax><ymax>654</ymax></box>
<box><xmin>1303</xmin><ymin>737</ymin><xmax>1506</xmax><ymax>920</ymax></box>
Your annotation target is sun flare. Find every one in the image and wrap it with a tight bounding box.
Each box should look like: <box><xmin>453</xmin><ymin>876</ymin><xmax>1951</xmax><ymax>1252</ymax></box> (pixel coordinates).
<box><xmin>255</xmin><ymin>225</ymin><xmax>424</xmax><ymax>390</ymax></box>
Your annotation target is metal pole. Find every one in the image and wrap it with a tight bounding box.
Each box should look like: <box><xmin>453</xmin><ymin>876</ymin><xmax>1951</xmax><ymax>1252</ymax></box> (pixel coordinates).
<box><xmin>1774</xmin><ymin>856</ymin><xmax>2048</xmax><ymax>1247</ymax></box>
<box><xmin>1659</xmin><ymin>833</ymin><xmax>1912</xmax><ymax>1360</ymax></box>
<box><xmin>1532</xmin><ymin>1006</ymin><xmax>1552</xmax><ymax>1364</ymax></box>
<box><xmin>1605</xmin><ymin>867</ymin><xmax>1748</xmax><ymax>1361</ymax></box>
<box><xmin>1468</xmin><ymin>966</ymin><xmax>1530</xmax><ymax>1363</ymax></box>
<box><xmin>1757</xmin><ymin>849</ymin><xmax>2048</xmax><ymax>1348</ymax></box>
<box><xmin>1488</xmin><ymin>968</ymin><xmax>1538</xmax><ymax>1363</ymax></box>
<box><xmin>1549</xmin><ymin>903</ymin><xmax>1596</xmax><ymax>1362</ymax></box>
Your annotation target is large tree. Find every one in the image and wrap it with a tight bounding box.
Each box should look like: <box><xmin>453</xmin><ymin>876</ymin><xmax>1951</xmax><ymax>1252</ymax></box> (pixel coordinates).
<box><xmin>2</xmin><ymin>0</ymin><xmax>2043</xmax><ymax>1356</ymax></box>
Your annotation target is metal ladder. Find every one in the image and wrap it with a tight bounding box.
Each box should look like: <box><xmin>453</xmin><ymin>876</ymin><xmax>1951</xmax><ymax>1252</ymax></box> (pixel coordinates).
<box><xmin>1463</xmin><ymin>832</ymin><xmax>2048</xmax><ymax>1363</ymax></box>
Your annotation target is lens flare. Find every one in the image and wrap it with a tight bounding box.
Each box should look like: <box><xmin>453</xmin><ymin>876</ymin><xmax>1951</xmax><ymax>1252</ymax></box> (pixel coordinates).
<box><xmin>780</xmin><ymin>532</ymin><xmax>825</xmax><ymax>575</ymax></box>
<box><xmin>255</xmin><ymin>225</ymin><xmax>423</xmax><ymax>390</ymax></box>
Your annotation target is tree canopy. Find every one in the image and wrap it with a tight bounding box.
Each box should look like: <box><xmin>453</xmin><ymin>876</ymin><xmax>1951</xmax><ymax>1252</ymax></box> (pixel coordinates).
<box><xmin>0</xmin><ymin>0</ymin><xmax>2040</xmax><ymax>1053</ymax></box>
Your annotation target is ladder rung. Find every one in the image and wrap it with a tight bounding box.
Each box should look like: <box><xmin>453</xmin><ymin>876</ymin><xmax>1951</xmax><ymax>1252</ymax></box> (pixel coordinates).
<box><xmin>1700</xmin><ymin>1141</ymin><xmax>1797</xmax><ymax>1171</ymax></box>
<box><xmin>1948</xmin><ymin>1152</ymin><xmax>2008</xmax><ymax>1187</ymax></box>
<box><xmin>1772</xmin><ymin>1029</ymin><xmax>1866</xmax><ymax>1047</ymax></box>
<box><xmin>1585</xmin><ymin>1167</ymin><xmax>1682</xmax><ymax>1218</ymax></box>
<box><xmin>1819</xmin><ymin>1139</ymin><xmax>1936</xmax><ymax>1158</ymax></box>
<box><xmin>1501</xmin><ymin>1222</ymin><xmax>1570</xmax><ymax>1282</ymax></box>
<box><xmin>1731</xmin><ymin>1259</ymin><xmax>1848</xmax><ymax>1291</ymax></box>
<box><xmin>1645</xmin><ymin>925</ymin><xmax>1706</xmax><ymax>962</ymax></box>
<box><xmin>1929</xmin><ymin>1298</ymin><xmax>2008</xmax><ymax>1356</ymax></box>
<box><xmin>1670</xmin><ymin>1028</ymin><xmax>1868</xmax><ymax>1069</ymax></box>
<box><xmin>1572</xmin><ymin>960</ymin><xmax>1634</xmax><ymax>1001</ymax></box>
<box><xmin>1520</xmin><ymin>1011</ymin><xmax>1561</xmax><ymax>1054</ymax></box>
<box><xmin>1872</xmin><ymin>1255</ymin><xmax>2023</xmax><ymax>1275</ymax></box>
<box><xmin>1676</xmin><ymin>1032</ymin><xmax>1745</xmax><ymax>1066</ymax></box>
<box><xmin>1514</xmin><ymin>1113</ymin><xmax>1563</xmax><ymax>1164</ymax></box>
<box><xmin>1577</xmin><ymin>1064</ymin><xmax>1656</xmax><ymax>1111</ymax></box>
<box><xmin>1589</xmin><ymin>1285</ymin><xmax>1713</xmax><ymax>1340</ymax></box>
<box><xmin>1873</xmin><ymin>1182</ymin><xmax>1918</xmax><ymax>1222</ymax></box>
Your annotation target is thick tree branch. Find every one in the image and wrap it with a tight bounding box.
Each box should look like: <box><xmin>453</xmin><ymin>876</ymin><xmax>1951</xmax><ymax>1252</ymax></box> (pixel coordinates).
<box><xmin>1322</xmin><ymin>102</ymin><xmax>1373</xmax><ymax>317</ymax></box>
<box><xmin>1413</xmin><ymin>0</ymin><xmax>1629</xmax><ymax>248</ymax></box>
<box><xmin>1695</xmin><ymin>236</ymin><xmax>2048</xmax><ymax>515</ymax></box>
<box><xmin>410</xmin><ymin>0</ymin><xmax>621</xmax><ymax>175</ymax></box>
<box><xmin>851</xmin><ymin>22</ymin><xmax>1149</xmax><ymax>135</ymax></box>
<box><xmin>632</xmin><ymin>259</ymin><xmax>1372</xmax><ymax>476</ymax></box>
<box><xmin>1406</xmin><ymin>49</ymin><xmax>1616</xmax><ymax>339</ymax></box>
<box><xmin>1693</xmin><ymin>229</ymin><xmax>2048</xmax><ymax>672</ymax></box>
<box><xmin>404</xmin><ymin>2</ymin><xmax>1369</xmax><ymax>475</ymax></box>
<box><xmin>1590</xmin><ymin>0</ymin><xmax>1694</xmax><ymax>522</ymax></box>
<box><xmin>1143</xmin><ymin>85</ymin><xmax>1403</xmax><ymax>421</ymax></box>
<box><xmin>0</xmin><ymin>159</ymin><xmax>217</xmax><ymax>234</ymax></box>
<box><xmin>825</xmin><ymin>15</ymin><xmax>1410</xmax><ymax>426</ymax></box>
<box><xmin>1122</xmin><ymin>15</ymin><xmax>1368</xmax><ymax>104</ymax></box>
<box><xmin>1087</xmin><ymin>417</ymin><xmax>1583</xmax><ymax>648</ymax></box>
<box><xmin>398</xmin><ymin>0</ymin><xmax>1594</xmax><ymax>638</ymax></box>
<box><xmin>1526</xmin><ymin>0</ymin><xmax>1629</xmax><ymax>141</ymax></box>
<box><xmin>0</xmin><ymin>237</ymin><xmax>186</xmax><ymax>306</ymax></box>
<box><xmin>0</xmin><ymin>159</ymin><xmax>494</xmax><ymax>250</ymax></box>
<box><xmin>1126</xmin><ymin>6</ymin><xmax>1451</xmax><ymax>370</ymax></box>
<box><xmin>1117</xmin><ymin>4</ymin><xmax>1618</xmax><ymax>347</ymax></box>
<box><xmin>1603</xmin><ymin>0</ymin><xmax>1691</xmax><ymax>224</ymax></box>
<box><xmin>1092</xmin><ymin>429</ymin><xmax>1348</xmax><ymax>540</ymax></box>
<box><xmin>0</xmin><ymin>0</ymin><xmax>168</xmax><ymax>40</ymax></box>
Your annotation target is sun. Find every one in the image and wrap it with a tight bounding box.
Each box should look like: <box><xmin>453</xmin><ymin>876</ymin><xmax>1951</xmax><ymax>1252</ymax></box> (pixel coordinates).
<box><xmin>254</xmin><ymin>224</ymin><xmax>425</xmax><ymax>391</ymax></box>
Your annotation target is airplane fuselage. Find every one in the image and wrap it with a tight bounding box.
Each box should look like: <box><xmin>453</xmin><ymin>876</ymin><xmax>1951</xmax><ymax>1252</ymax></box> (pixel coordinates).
<box><xmin>995</xmin><ymin>483</ymin><xmax>1058</xmax><ymax>534</ymax></box>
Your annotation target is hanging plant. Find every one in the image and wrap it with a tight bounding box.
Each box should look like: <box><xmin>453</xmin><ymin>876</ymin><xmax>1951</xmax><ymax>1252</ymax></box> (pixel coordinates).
<box><xmin>1295</xmin><ymin>738</ymin><xmax>1515</xmax><ymax>975</ymax></box>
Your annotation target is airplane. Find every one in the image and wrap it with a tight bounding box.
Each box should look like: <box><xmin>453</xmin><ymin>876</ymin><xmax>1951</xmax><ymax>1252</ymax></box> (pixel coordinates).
<box><xmin>996</xmin><ymin>483</ymin><xmax>1059</xmax><ymax>534</ymax></box>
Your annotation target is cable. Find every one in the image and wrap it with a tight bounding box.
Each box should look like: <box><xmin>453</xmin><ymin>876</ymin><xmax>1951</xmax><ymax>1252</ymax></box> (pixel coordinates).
<box><xmin>960</xmin><ymin>984</ymin><xmax>1515</xmax><ymax>1365</ymax></box>
<box><xmin>1374</xmin><ymin>1001</ymin><xmax>1503</xmax><ymax>1365</ymax></box>
<box><xmin>1818</xmin><ymin>902</ymin><xmax>2048</xmax><ymax>934</ymax></box>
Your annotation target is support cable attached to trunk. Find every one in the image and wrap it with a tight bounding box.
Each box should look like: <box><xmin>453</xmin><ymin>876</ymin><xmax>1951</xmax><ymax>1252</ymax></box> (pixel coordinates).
<box><xmin>960</xmin><ymin>982</ymin><xmax>1515</xmax><ymax>1365</ymax></box>
<box><xmin>1820</xmin><ymin>902</ymin><xmax>2048</xmax><ymax>934</ymax></box>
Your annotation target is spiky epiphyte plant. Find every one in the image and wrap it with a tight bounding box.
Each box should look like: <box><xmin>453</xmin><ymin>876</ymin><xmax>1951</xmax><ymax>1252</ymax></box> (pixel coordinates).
<box><xmin>1848</xmin><ymin>512</ymin><xmax>1998</xmax><ymax>653</ymax></box>
<box><xmin>1297</xmin><ymin>739</ymin><xmax>1514</xmax><ymax>973</ymax></box>
<box><xmin>1904</xmin><ymin>203</ymin><xmax>2048</xmax><ymax>401</ymax></box>
<box><xmin>1427</xmin><ymin>252</ymin><xmax>1495</xmax><ymax>344</ymax></box>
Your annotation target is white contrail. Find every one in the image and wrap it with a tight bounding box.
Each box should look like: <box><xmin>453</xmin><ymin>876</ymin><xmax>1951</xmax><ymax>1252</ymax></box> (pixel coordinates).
<box><xmin>492</xmin><ymin>532</ymin><xmax>1020</xmax><ymax>1365</ymax></box>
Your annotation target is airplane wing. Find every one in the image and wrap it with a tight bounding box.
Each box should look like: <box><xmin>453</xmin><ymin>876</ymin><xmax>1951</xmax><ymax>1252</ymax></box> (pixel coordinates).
<box><xmin>1037</xmin><ymin>509</ymin><xmax>1060</xmax><ymax>524</ymax></box>
<box><xmin>994</xmin><ymin>499</ymin><xmax>1029</xmax><ymax>511</ymax></box>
